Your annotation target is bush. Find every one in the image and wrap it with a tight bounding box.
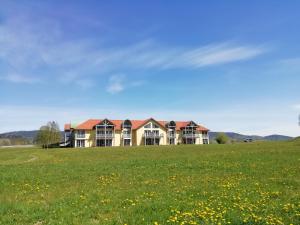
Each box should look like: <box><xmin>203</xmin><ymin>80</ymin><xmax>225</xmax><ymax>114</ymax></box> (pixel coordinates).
<box><xmin>215</xmin><ymin>133</ymin><xmax>229</xmax><ymax>144</ymax></box>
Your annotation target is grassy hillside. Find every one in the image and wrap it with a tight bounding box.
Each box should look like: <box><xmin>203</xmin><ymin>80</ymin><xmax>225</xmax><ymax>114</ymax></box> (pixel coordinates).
<box><xmin>0</xmin><ymin>142</ymin><xmax>299</xmax><ymax>225</ymax></box>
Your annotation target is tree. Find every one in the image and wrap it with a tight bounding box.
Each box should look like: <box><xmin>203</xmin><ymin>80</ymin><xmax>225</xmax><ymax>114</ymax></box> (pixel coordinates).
<box><xmin>215</xmin><ymin>132</ymin><xmax>229</xmax><ymax>144</ymax></box>
<box><xmin>35</xmin><ymin>121</ymin><xmax>61</xmax><ymax>149</ymax></box>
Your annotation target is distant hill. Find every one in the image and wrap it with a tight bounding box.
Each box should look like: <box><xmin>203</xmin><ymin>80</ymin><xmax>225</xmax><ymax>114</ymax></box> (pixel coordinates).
<box><xmin>0</xmin><ymin>130</ymin><xmax>293</xmax><ymax>146</ymax></box>
<box><xmin>208</xmin><ymin>132</ymin><xmax>293</xmax><ymax>142</ymax></box>
<box><xmin>0</xmin><ymin>130</ymin><xmax>64</xmax><ymax>146</ymax></box>
<box><xmin>263</xmin><ymin>134</ymin><xmax>294</xmax><ymax>141</ymax></box>
<box><xmin>0</xmin><ymin>130</ymin><xmax>38</xmax><ymax>142</ymax></box>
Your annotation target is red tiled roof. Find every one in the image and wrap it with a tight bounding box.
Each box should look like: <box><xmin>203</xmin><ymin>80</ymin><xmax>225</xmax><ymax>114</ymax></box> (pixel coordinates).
<box><xmin>196</xmin><ymin>125</ymin><xmax>209</xmax><ymax>132</ymax></box>
<box><xmin>73</xmin><ymin>118</ymin><xmax>209</xmax><ymax>131</ymax></box>
<box><xmin>131</xmin><ymin>120</ymin><xmax>147</xmax><ymax>130</ymax></box>
<box><xmin>76</xmin><ymin>119</ymin><xmax>101</xmax><ymax>130</ymax></box>
<box><xmin>174</xmin><ymin>121</ymin><xmax>189</xmax><ymax>131</ymax></box>
<box><xmin>64</xmin><ymin>123</ymin><xmax>71</xmax><ymax>130</ymax></box>
<box><xmin>110</xmin><ymin>120</ymin><xmax>123</xmax><ymax>130</ymax></box>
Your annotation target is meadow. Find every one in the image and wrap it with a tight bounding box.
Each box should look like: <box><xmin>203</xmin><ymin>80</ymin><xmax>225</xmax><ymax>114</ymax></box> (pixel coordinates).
<box><xmin>0</xmin><ymin>141</ymin><xmax>299</xmax><ymax>225</ymax></box>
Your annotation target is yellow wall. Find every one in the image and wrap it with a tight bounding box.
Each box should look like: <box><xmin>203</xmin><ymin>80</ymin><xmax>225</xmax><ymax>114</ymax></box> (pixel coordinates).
<box><xmin>114</xmin><ymin>130</ymin><xmax>121</xmax><ymax>146</ymax></box>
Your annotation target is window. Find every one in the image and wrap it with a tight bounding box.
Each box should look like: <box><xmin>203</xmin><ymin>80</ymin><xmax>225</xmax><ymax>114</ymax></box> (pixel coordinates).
<box><xmin>144</xmin><ymin>122</ymin><xmax>160</xmax><ymax>129</ymax></box>
<box><xmin>169</xmin><ymin>129</ymin><xmax>175</xmax><ymax>134</ymax></box>
<box><xmin>144</xmin><ymin>123</ymin><xmax>152</xmax><ymax>128</ymax></box>
<box><xmin>96</xmin><ymin>139</ymin><xmax>112</xmax><ymax>147</ymax></box>
<box><xmin>77</xmin><ymin>130</ymin><xmax>85</xmax><ymax>138</ymax></box>
<box><xmin>145</xmin><ymin>138</ymin><xmax>160</xmax><ymax>145</ymax></box>
<box><xmin>183</xmin><ymin>138</ymin><xmax>195</xmax><ymax>144</ymax></box>
<box><xmin>124</xmin><ymin>139</ymin><xmax>131</xmax><ymax>146</ymax></box>
<box><xmin>105</xmin><ymin>139</ymin><xmax>112</xmax><ymax>146</ymax></box>
<box><xmin>122</xmin><ymin>119</ymin><xmax>132</xmax><ymax>128</ymax></box>
<box><xmin>203</xmin><ymin>139</ymin><xmax>208</xmax><ymax>144</ymax></box>
<box><xmin>153</xmin><ymin>123</ymin><xmax>159</xmax><ymax>128</ymax></box>
<box><xmin>169</xmin><ymin>138</ymin><xmax>175</xmax><ymax>145</ymax></box>
<box><xmin>76</xmin><ymin>140</ymin><xmax>85</xmax><ymax>147</ymax></box>
<box><xmin>123</xmin><ymin>129</ymin><xmax>130</xmax><ymax>135</ymax></box>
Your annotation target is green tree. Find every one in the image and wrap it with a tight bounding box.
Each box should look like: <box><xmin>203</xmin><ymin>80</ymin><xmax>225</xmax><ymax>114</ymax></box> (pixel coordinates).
<box><xmin>35</xmin><ymin>121</ymin><xmax>61</xmax><ymax>149</ymax></box>
<box><xmin>215</xmin><ymin>132</ymin><xmax>229</xmax><ymax>144</ymax></box>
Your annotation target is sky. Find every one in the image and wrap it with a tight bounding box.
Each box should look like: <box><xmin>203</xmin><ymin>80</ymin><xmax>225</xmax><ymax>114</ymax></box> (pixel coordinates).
<box><xmin>0</xmin><ymin>0</ymin><xmax>300</xmax><ymax>136</ymax></box>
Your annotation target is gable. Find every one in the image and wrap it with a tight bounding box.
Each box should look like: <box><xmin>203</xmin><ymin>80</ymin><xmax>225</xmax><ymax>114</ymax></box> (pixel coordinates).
<box><xmin>134</xmin><ymin>118</ymin><xmax>166</xmax><ymax>130</ymax></box>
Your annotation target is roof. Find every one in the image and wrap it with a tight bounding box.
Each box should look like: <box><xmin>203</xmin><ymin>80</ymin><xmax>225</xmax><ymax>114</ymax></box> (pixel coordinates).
<box><xmin>71</xmin><ymin>118</ymin><xmax>209</xmax><ymax>131</ymax></box>
<box><xmin>64</xmin><ymin>123</ymin><xmax>78</xmax><ymax>131</ymax></box>
<box><xmin>76</xmin><ymin>119</ymin><xmax>101</xmax><ymax>130</ymax></box>
<box><xmin>64</xmin><ymin>123</ymin><xmax>71</xmax><ymax>130</ymax></box>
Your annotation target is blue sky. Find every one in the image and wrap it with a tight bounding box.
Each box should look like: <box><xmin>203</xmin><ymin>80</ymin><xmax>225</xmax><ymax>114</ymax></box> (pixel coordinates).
<box><xmin>0</xmin><ymin>1</ymin><xmax>300</xmax><ymax>136</ymax></box>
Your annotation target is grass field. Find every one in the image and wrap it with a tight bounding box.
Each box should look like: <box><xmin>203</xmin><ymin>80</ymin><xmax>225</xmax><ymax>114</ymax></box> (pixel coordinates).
<box><xmin>1</xmin><ymin>141</ymin><xmax>300</xmax><ymax>225</ymax></box>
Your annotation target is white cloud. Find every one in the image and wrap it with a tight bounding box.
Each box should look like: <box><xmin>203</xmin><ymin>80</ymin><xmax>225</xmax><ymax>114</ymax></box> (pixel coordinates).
<box><xmin>181</xmin><ymin>44</ymin><xmax>264</xmax><ymax>67</ymax></box>
<box><xmin>0</xmin><ymin>74</ymin><xmax>40</xmax><ymax>84</ymax></box>
<box><xmin>0</xmin><ymin>13</ymin><xmax>266</xmax><ymax>88</ymax></box>
<box><xmin>106</xmin><ymin>74</ymin><xmax>145</xmax><ymax>94</ymax></box>
<box><xmin>106</xmin><ymin>75</ymin><xmax>124</xmax><ymax>94</ymax></box>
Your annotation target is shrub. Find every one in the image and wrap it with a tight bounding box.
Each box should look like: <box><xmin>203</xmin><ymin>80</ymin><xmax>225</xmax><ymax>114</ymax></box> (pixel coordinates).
<box><xmin>215</xmin><ymin>132</ymin><xmax>229</xmax><ymax>144</ymax></box>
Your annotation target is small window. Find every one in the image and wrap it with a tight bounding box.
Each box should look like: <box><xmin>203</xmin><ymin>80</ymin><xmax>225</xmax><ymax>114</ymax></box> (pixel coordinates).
<box><xmin>153</xmin><ymin>123</ymin><xmax>159</xmax><ymax>128</ymax></box>
<box><xmin>77</xmin><ymin>130</ymin><xmax>85</xmax><ymax>138</ymax></box>
<box><xmin>144</xmin><ymin>123</ymin><xmax>152</xmax><ymax>128</ymax></box>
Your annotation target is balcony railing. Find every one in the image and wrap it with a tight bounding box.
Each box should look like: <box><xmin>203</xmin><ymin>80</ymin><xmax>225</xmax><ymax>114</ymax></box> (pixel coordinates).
<box><xmin>143</xmin><ymin>133</ymin><xmax>164</xmax><ymax>138</ymax></box>
<box><xmin>167</xmin><ymin>133</ymin><xmax>176</xmax><ymax>138</ymax></box>
<box><xmin>96</xmin><ymin>133</ymin><xmax>114</xmax><ymax>139</ymax></box>
<box><xmin>76</xmin><ymin>134</ymin><xmax>85</xmax><ymax>139</ymax></box>
<box><xmin>122</xmin><ymin>133</ymin><xmax>131</xmax><ymax>139</ymax></box>
<box><xmin>182</xmin><ymin>133</ymin><xmax>200</xmax><ymax>138</ymax></box>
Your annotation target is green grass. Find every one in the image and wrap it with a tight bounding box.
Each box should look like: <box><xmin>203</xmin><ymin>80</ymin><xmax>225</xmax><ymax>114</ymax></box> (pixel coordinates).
<box><xmin>0</xmin><ymin>142</ymin><xmax>300</xmax><ymax>225</ymax></box>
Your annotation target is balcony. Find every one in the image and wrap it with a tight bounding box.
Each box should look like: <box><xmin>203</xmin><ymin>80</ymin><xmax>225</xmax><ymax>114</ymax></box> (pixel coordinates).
<box><xmin>167</xmin><ymin>133</ymin><xmax>176</xmax><ymax>138</ymax></box>
<box><xmin>182</xmin><ymin>133</ymin><xmax>200</xmax><ymax>138</ymax></box>
<box><xmin>122</xmin><ymin>133</ymin><xmax>131</xmax><ymax>139</ymax></box>
<box><xmin>143</xmin><ymin>133</ymin><xmax>164</xmax><ymax>138</ymax></box>
<box><xmin>76</xmin><ymin>134</ymin><xmax>85</xmax><ymax>139</ymax></box>
<box><xmin>96</xmin><ymin>133</ymin><xmax>114</xmax><ymax>139</ymax></box>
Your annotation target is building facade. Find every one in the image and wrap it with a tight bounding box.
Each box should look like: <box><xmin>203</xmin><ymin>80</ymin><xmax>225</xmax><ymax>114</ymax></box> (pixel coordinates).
<box><xmin>64</xmin><ymin>118</ymin><xmax>209</xmax><ymax>148</ymax></box>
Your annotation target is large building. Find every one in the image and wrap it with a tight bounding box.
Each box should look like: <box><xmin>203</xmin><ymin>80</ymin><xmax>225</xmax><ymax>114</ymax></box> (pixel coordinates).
<box><xmin>64</xmin><ymin>118</ymin><xmax>209</xmax><ymax>148</ymax></box>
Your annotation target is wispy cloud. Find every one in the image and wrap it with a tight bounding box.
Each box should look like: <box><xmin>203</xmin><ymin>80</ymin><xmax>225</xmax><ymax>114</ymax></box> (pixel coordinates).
<box><xmin>106</xmin><ymin>75</ymin><xmax>125</xmax><ymax>94</ymax></box>
<box><xmin>0</xmin><ymin>74</ymin><xmax>40</xmax><ymax>84</ymax></box>
<box><xmin>0</xmin><ymin>13</ymin><xmax>267</xmax><ymax>88</ymax></box>
<box><xmin>106</xmin><ymin>74</ymin><xmax>145</xmax><ymax>94</ymax></box>
<box><xmin>180</xmin><ymin>44</ymin><xmax>264</xmax><ymax>67</ymax></box>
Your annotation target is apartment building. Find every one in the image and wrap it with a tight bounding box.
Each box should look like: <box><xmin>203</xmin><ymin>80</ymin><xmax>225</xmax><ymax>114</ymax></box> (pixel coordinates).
<box><xmin>64</xmin><ymin>118</ymin><xmax>209</xmax><ymax>147</ymax></box>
